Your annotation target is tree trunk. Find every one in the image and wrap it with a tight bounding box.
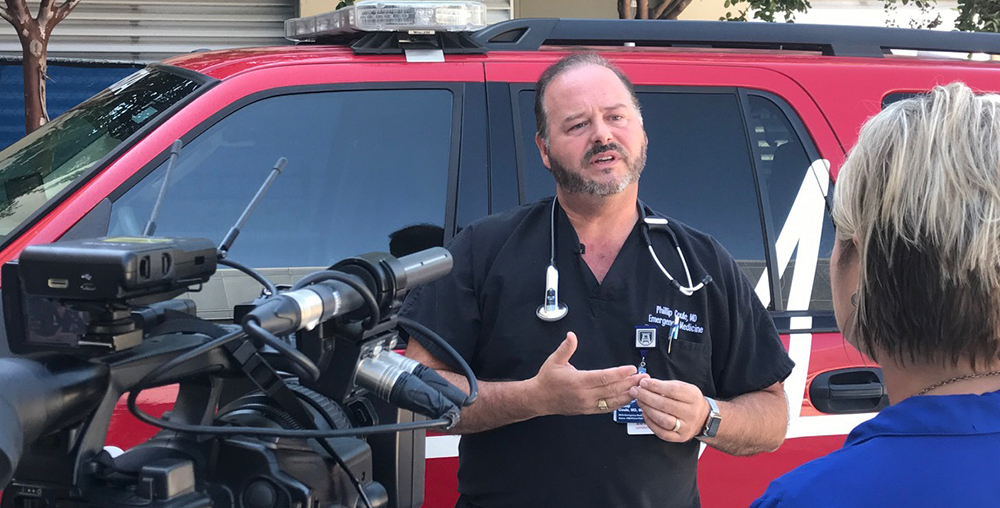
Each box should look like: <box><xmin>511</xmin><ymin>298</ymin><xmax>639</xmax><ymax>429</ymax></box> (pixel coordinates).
<box><xmin>637</xmin><ymin>0</ymin><xmax>649</xmax><ymax>18</ymax></box>
<box><xmin>3</xmin><ymin>0</ymin><xmax>82</xmax><ymax>135</ymax></box>
<box><xmin>618</xmin><ymin>0</ymin><xmax>632</xmax><ymax>19</ymax></box>
<box><xmin>20</xmin><ymin>29</ymin><xmax>49</xmax><ymax>133</ymax></box>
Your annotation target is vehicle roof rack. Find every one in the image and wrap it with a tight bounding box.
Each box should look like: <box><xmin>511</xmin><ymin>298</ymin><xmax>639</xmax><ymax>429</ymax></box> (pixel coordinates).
<box><xmin>473</xmin><ymin>19</ymin><xmax>1000</xmax><ymax>58</ymax></box>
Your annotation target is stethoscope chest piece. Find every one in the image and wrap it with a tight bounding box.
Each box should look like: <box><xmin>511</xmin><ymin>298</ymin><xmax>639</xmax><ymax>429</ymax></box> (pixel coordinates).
<box><xmin>537</xmin><ymin>264</ymin><xmax>569</xmax><ymax>322</ymax></box>
<box><xmin>536</xmin><ymin>302</ymin><xmax>569</xmax><ymax>322</ymax></box>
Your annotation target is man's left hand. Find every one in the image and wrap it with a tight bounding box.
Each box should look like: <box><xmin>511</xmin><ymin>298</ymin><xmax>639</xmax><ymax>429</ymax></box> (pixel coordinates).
<box><xmin>629</xmin><ymin>378</ymin><xmax>709</xmax><ymax>443</ymax></box>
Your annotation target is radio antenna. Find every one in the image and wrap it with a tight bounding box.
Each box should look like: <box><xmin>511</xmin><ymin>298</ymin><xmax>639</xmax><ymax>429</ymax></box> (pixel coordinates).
<box><xmin>218</xmin><ymin>157</ymin><xmax>287</xmax><ymax>258</ymax></box>
<box><xmin>143</xmin><ymin>139</ymin><xmax>183</xmax><ymax>237</ymax></box>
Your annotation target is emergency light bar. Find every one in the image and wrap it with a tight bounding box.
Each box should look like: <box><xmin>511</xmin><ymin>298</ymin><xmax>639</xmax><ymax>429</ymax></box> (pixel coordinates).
<box><xmin>285</xmin><ymin>0</ymin><xmax>488</xmax><ymax>42</ymax></box>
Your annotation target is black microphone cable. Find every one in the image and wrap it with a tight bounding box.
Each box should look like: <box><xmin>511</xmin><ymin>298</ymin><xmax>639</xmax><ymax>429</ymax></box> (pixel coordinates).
<box><xmin>218</xmin><ymin>257</ymin><xmax>278</xmax><ymax>297</ymax></box>
<box><xmin>397</xmin><ymin>316</ymin><xmax>478</xmax><ymax>406</ymax></box>
<box><xmin>244</xmin><ymin>320</ymin><xmax>320</xmax><ymax>382</ymax></box>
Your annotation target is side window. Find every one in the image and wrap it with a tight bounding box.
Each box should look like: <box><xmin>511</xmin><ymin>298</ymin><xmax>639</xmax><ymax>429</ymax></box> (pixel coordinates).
<box><xmin>747</xmin><ymin>94</ymin><xmax>835</xmax><ymax>311</ymax></box>
<box><xmin>109</xmin><ymin>89</ymin><xmax>454</xmax><ymax>268</ymax></box>
<box><xmin>517</xmin><ymin>89</ymin><xmax>770</xmax><ymax>291</ymax></box>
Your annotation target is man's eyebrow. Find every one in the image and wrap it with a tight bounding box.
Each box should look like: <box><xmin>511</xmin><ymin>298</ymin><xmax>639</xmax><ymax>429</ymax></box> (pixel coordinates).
<box><xmin>560</xmin><ymin>104</ymin><xmax>630</xmax><ymax>124</ymax></box>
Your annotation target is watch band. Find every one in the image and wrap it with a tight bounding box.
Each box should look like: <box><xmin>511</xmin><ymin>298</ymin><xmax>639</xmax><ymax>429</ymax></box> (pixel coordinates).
<box><xmin>701</xmin><ymin>396</ymin><xmax>722</xmax><ymax>438</ymax></box>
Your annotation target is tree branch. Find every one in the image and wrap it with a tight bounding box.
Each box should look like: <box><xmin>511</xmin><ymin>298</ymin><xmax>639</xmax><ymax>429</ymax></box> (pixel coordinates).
<box><xmin>651</xmin><ymin>0</ymin><xmax>673</xmax><ymax>19</ymax></box>
<box><xmin>662</xmin><ymin>0</ymin><xmax>694</xmax><ymax>19</ymax></box>
<box><xmin>38</xmin><ymin>0</ymin><xmax>54</xmax><ymax>24</ymax></box>
<box><xmin>0</xmin><ymin>5</ymin><xmax>13</xmax><ymax>25</ymax></box>
<box><xmin>39</xmin><ymin>0</ymin><xmax>78</xmax><ymax>37</ymax></box>
<box><xmin>54</xmin><ymin>0</ymin><xmax>82</xmax><ymax>22</ymax></box>
<box><xmin>4</xmin><ymin>0</ymin><xmax>30</xmax><ymax>29</ymax></box>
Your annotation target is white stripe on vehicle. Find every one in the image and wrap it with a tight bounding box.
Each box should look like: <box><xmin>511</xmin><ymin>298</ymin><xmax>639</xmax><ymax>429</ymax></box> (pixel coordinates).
<box><xmin>424</xmin><ymin>412</ymin><xmax>875</xmax><ymax>461</ymax></box>
<box><xmin>427</xmin><ymin>435</ymin><xmax>461</xmax><ymax>459</ymax></box>
<box><xmin>749</xmin><ymin>159</ymin><xmax>831</xmax><ymax>439</ymax></box>
<box><xmin>787</xmin><ymin>413</ymin><xmax>876</xmax><ymax>439</ymax></box>
<box><xmin>754</xmin><ymin>159</ymin><xmax>831</xmax><ymax>310</ymax></box>
<box><xmin>785</xmin><ymin>318</ymin><xmax>814</xmax><ymax>425</ymax></box>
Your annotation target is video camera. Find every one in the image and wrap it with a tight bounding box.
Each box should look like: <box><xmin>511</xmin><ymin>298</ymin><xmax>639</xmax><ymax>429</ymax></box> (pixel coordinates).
<box><xmin>0</xmin><ymin>232</ymin><xmax>475</xmax><ymax>508</ymax></box>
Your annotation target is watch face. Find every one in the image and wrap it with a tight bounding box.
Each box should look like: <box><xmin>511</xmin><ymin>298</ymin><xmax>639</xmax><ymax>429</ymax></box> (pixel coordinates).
<box><xmin>702</xmin><ymin>397</ymin><xmax>721</xmax><ymax>437</ymax></box>
<box><xmin>705</xmin><ymin>416</ymin><xmax>721</xmax><ymax>438</ymax></box>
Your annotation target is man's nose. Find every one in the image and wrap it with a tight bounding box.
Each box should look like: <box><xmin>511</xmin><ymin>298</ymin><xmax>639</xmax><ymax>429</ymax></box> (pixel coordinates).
<box><xmin>590</xmin><ymin>118</ymin><xmax>614</xmax><ymax>145</ymax></box>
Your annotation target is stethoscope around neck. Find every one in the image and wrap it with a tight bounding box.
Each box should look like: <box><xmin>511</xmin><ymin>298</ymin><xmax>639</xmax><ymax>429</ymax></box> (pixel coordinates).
<box><xmin>536</xmin><ymin>197</ymin><xmax>714</xmax><ymax>322</ymax></box>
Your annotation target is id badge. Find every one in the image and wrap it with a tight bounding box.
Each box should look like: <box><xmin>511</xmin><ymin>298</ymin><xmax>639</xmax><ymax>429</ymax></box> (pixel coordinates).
<box><xmin>627</xmin><ymin>422</ymin><xmax>655</xmax><ymax>435</ymax></box>
<box><xmin>613</xmin><ymin>399</ymin><xmax>645</xmax><ymax>423</ymax></box>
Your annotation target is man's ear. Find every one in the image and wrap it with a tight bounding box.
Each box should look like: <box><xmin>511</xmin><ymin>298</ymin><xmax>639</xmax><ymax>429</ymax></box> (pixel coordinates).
<box><xmin>535</xmin><ymin>133</ymin><xmax>551</xmax><ymax>169</ymax></box>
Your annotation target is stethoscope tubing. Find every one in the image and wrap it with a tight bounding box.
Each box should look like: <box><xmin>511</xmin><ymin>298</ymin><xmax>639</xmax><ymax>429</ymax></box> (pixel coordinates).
<box><xmin>537</xmin><ymin>197</ymin><xmax>711</xmax><ymax>322</ymax></box>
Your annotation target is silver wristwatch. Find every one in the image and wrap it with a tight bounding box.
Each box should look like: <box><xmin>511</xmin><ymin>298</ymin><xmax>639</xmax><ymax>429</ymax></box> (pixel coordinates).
<box><xmin>700</xmin><ymin>396</ymin><xmax>722</xmax><ymax>438</ymax></box>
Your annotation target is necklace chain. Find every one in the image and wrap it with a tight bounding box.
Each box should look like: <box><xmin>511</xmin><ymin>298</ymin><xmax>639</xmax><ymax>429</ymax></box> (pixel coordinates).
<box><xmin>917</xmin><ymin>370</ymin><xmax>1000</xmax><ymax>396</ymax></box>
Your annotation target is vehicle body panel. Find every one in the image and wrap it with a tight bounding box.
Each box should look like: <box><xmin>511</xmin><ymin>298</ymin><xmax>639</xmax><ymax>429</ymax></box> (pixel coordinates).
<box><xmin>1</xmin><ymin>27</ymin><xmax>999</xmax><ymax>508</ymax></box>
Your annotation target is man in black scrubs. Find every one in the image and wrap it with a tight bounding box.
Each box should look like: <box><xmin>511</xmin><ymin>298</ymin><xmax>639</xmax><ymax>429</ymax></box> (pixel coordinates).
<box><xmin>401</xmin><ymin>53</ymin><xmax>794</xmax><ymax>508</ymax></box>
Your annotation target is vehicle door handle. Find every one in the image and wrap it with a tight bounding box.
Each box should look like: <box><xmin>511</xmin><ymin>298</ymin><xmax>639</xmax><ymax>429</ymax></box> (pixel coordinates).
<box><xmin>809</xmin><ymin>367</ymin><xmax>889</xmax><ymax>414</ymax></box>
<box><xmin>829</xmin><ymin>382</ymin><xmax>883</xmax><ymax>399</ymax></box>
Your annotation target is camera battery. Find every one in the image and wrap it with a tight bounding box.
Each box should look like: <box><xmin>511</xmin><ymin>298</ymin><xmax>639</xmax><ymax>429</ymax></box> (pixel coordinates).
<box><xmin>18</xmin><ymin>236</ymin><xmax>217</xmax><ymax>302</ymax></box>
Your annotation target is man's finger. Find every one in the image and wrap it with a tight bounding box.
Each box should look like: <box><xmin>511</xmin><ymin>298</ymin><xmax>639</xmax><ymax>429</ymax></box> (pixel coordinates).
<box><xmin>603</xmin><ymin>374</ymin><xmax>646</xmax><ymax>399</ymax></box>
<box><xmin>603</xmin><ymin>393</ymin><xmax>639</xmax><ymax>412</ymax></box>
<box><xmin>638</xmin><ymin>378</ymin><xmax>702</xmax><ymax>403</ymax></box>
<box><xmin>639</xmin><ymin>406</ymin><xmax>686</xmax><ymax>443</ymax></box>
<box><xmin>548</xmin><ymin>331</ymin><xmax>578</xmax><ymax>365</ymax></box>
<box><xmin>631</xmin><ymin>386</ymin><xmax>685</xmax><ymax>417</ymax></box>
<box><xmin>578</xmin><ymin>364</ymin><xmax>639</xmax><ymax>387</ymax></box>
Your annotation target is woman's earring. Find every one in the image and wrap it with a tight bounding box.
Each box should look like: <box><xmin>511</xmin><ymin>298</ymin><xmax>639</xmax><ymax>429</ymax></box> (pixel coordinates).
<box><xmin>850</xmin><ymin>292</ymin><xmax>858</xmax><ymax>307</ymax></box>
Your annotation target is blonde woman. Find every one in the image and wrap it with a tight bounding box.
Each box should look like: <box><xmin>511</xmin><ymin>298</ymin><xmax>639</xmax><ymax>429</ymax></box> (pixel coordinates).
<box><xmin>752</xmin><ymin>82</ymin><xmax>1000</xmax><ymax>507</ymax></box>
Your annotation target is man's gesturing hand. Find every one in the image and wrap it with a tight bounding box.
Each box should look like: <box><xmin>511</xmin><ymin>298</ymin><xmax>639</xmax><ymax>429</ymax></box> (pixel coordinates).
<box><xmin>529</xmin><ymin>332</ymin><xmax>644</xmax><ymax>416</ymax></box>
<box><xmin>629</xmin><ymin>378</ymin><xmax>711</xmax><ymax>442</ymax></box>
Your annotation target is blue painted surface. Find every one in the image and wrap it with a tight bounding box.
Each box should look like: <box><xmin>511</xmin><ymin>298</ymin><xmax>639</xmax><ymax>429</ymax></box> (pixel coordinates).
<box><xmin>0</xmin><ymin>61</ymin><xmax>142</xmax><ymax>149</ymax></box>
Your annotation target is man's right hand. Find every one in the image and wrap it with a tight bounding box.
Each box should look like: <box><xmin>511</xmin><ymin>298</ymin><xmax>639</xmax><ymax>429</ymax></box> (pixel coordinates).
<box><xmin>528</xmin><ymin>331</ymin><xmax>645</xmax><ymax>416</ymax></box>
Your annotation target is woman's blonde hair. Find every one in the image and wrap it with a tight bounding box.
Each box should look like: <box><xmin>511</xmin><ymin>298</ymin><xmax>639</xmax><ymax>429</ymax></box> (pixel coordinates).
<box><xmin>833</xmin><ymin>82</ymin><xmax>1000</xmax><ymax>367</ymax></box>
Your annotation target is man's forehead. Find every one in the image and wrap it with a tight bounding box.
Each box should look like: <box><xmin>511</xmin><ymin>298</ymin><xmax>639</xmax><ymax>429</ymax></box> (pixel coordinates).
<box><xmin>544</xmin><ymin>65</ymin><xmax>633</xmax><ymax>113</ymax></box>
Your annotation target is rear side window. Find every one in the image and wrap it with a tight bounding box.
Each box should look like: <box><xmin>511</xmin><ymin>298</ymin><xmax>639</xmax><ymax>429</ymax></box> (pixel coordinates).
<box><xmin>108</xmin><ymin>88</ymin><xmax>454</xmax><ymax>268</ymax></box>
<box><xmin>747</xmin><ymin>94</ymin><xmax>835</xmax><ymax>311</ymax></box>
<box><xmin>518</xmin><ymin>89</ymin><xmax>770</xmax><ymax>291</ymax></box>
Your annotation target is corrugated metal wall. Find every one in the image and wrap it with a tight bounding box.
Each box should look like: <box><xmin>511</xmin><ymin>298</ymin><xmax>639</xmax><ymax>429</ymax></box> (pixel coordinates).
<box><xmin>0</xmin><ymin>0</ymin><xmax>296</xmax><ymax>63</ymax></box>
<box><xmin>484</xmin><ymin>0</ymin><xmax>513</xmax><ymax>24</ymax></box>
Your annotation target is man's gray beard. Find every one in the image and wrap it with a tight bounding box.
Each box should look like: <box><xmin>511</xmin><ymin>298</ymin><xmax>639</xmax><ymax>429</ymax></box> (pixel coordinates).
<box><xmin>548</xmin><ymin>142</ymin><xmax>648</xmax><ymax>197</ymax></box>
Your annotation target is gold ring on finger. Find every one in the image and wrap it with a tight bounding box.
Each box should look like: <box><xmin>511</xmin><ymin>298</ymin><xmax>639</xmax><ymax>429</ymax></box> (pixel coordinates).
<box><xmin>597</xmin><ymin>399</ymin><xmax>609</xmax><ymax>412</ymax></box>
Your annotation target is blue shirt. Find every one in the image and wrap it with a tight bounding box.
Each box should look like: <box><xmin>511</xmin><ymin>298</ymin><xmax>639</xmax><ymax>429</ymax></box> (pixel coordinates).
<box><xmin>751</xmin><ymin>390</ymin><xmax>1000</xmax><ymax>508</ymax></box>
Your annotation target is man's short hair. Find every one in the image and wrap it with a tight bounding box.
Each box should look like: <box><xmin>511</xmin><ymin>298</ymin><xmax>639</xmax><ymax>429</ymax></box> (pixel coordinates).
<box><xmin>533</xmin><ymin>53</ymin><xmax>642</xmax><ymax>145</ymax></box>
<box><xmin>833</xmin><ymin>82</ymin><xmax>1000</xmax><ymax>368</ymax></box>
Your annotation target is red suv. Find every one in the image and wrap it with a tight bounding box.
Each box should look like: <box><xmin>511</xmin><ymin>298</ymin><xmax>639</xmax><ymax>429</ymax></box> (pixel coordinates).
<box><xmin>2</xmin><ymin>6</ymin><xmax>1000</xmax><ymax>507</ymax></box>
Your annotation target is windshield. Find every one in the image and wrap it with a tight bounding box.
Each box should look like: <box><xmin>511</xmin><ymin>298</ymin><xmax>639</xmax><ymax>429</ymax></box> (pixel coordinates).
<box><xmin>0</xmin><ymin>67</ymin><xmax>202</xmax><ymax>239</ymax></box>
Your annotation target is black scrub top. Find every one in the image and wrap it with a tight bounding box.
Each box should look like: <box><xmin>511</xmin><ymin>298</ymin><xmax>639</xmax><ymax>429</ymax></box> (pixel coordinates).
<box><xmin>400</xmin><ymin>197</ymin><xmax>794</xmax><ymax>508</ymax></box>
